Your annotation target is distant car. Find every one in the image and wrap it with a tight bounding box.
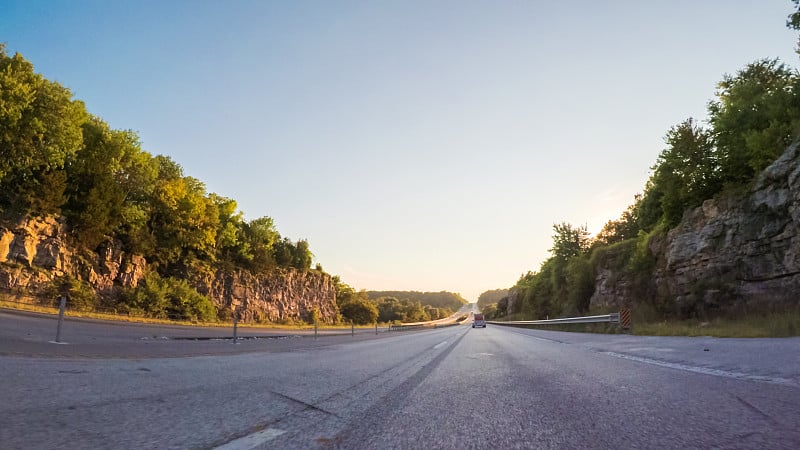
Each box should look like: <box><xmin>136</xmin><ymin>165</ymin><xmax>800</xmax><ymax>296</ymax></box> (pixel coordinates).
<box><xmin>472</xmin><ymin>313</ymin><xmax>486</xmax><ymax>328</ymax></box>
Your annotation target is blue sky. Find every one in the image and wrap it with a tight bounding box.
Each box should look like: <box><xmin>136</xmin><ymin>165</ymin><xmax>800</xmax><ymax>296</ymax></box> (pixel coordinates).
<box><xmin>2</xmin><ymin>1</ymin><xmax>797</xmax><ymax>301</ymax></box>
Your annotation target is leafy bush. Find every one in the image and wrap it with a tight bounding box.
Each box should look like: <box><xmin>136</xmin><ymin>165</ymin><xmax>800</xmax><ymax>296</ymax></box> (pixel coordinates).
<box><xmin>339</xmin><ymin>297</ymin><xmax>378</xmax><ymax>325</ymax></box>
<box><xmin>120</xmin><ymin>272</ymin><xmax>216</xmax><ymax>321</ymax></box>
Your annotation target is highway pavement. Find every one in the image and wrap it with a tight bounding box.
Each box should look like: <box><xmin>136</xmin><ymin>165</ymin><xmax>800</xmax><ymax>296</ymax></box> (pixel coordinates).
<box><xmin>1</xmin><ymin>317</ymin><xmax>799</xmax><ymax>449</ymax></box>
<box><xmin>0</xmin><ymin>309</ymin><xmax>392</xmax><ymax>358</ymax></box>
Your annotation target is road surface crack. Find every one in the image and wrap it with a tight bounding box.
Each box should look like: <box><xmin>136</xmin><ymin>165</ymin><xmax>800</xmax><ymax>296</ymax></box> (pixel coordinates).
<box><xmin>268</xmin><ymin>390</ymin><xmax>341</xmax><ymax>418</ymax></box>
<box><xmin>733</xmin><ymin>394</ymin><xmax>778</xmax><ymax>425</ymax></box>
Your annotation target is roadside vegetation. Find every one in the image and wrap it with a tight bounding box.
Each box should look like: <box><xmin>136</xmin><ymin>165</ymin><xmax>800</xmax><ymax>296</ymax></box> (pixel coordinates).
<box><xmin>492</xmin><ymin>313</ymin><xmax>800</xmax><ymax>338</ymax></box>
<box><xmin>0</xmin><ymin>292</ymin><xmax>401</xmax><ymax>330</ymax></box>
<box><xmin>481</xmin><ymin>4</ymin><xmax>800</xmax><ymax>337</ymax></box>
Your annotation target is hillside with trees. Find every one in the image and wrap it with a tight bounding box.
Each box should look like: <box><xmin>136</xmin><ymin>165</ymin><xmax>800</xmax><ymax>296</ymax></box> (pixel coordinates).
<box><xmin>485</xmin><ymin>6</ymin><xmax>800</xmax><ymax>331</ymax></box>
<box><xmin>0</xmin><ymin>44</ymin><xmax>321</xmax><ymax>321</ymax></box>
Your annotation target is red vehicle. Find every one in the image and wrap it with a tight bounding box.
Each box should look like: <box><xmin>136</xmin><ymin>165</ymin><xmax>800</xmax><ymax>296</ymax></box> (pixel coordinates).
<box><xmin>472</xmin><ymin>313</ymin><xmax>486</xmax><ymax>328</ymax></box>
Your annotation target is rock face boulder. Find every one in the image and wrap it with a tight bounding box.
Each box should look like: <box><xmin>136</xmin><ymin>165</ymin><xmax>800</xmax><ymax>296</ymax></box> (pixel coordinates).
<box><xmin>0</xmin><ymin>217</ymin><xmax>149</xmax><ymax>299</ymax></box>
<box><xmin>0</xmin><ymin>217</ymin><xmax>77</xmax><ymax>297</ymax></box>
<box><xmin>0</xmin><ymin>216</ymin><xmax>338</xmax><ymax>323</ymax></box>
<box><xmin>591</xmin><ymin>143</ymin><xmax>800</xmax><ymax>315</ymax></box>
<box><xmin>196</xmin><ymin>268</ymin><xmax>337</xmax><ymax>323</ymax></box>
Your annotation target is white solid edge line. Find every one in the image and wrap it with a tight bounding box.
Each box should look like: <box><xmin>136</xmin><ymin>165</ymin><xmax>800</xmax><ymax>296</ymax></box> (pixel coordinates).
<box><xmin>213</xmin><ymin>427</ymin><xmax>287</xmax><ymax>450</ymax></box>
<box><xmin>603</xmin><ymin>351</ymin><xmax>798</xmax><ymax>387</ymax></box>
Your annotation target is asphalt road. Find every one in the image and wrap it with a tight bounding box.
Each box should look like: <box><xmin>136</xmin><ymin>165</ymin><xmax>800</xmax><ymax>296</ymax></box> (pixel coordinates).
<box><xmin>2</xmin><ymin>319</ymin><xmax>799</xmax><ymax>449</ymax></box>
<box><xmin>0</xmin><ymin>309</ymin><xmax>396</xmax><ymax>358</ymax></box>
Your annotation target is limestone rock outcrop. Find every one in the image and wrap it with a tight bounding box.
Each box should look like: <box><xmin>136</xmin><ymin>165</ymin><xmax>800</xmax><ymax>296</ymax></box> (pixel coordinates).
<box><xmin>0</xmin><ymin>217</ymin><xmax>337</xmax><ymax>323</ymax></box>
<box><xmin>196</xmin><ymin>268</ymin><xmax>337</xmax><ymax>323</ymax></box>
<box><xmin>591</xmin><ymin>143</ymin><xmax>800</xmax><ymax>314</ymax></box>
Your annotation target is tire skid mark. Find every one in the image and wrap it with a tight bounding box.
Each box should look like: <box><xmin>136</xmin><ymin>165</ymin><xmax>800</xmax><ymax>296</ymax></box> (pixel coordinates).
<box><xmin>330</xmin><ymin>328</ymin><xmax>470</xmax><ymax>447</ymax></box>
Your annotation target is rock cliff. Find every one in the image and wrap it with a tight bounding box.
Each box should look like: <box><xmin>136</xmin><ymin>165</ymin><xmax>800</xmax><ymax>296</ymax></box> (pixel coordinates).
<box><xmin>591</xmin><ymin>143</ymin><xmax>800</xmax><ymax>316</ymax></box>
<box><xmin>0</xmin><ymin>217</ymin><xmax>144</xmax><ymax>299</ymax></box>
<box><xmin>194</xmin><ymin>269</ymin><xmax>337</xmax><ymax>323</ymax></box>
<box><xmin>0</xmin><ymin>217</ymin><xmax>337</xmax><ymax>323</ymax></box>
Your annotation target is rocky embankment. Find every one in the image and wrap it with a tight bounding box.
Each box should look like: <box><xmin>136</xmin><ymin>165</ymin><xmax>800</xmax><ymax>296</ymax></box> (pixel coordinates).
<box><xmin>195</xmin><ymin>268</ymin><xmax>337</xmax><ymax>323</ymax></box>
<box><xmin>591</xmin><ymin>143</ymin><xmax>800</xmax><ymax>315</ymax></box>
<box><xmin>0</xmin><ymin>218</ymin><xmax>336</xmax><ymax>322</ymax></box>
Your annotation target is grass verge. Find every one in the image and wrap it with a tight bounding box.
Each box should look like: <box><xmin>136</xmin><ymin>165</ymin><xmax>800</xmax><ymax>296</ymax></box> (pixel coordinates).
<box><xmin>490</xmin><ymin>310</ymin><xmax>800</xmax><ymax>338</ymax></box>
<box><xmin>633</xmin><ymin>312</ymin><xmax>800</xmax><ymax>338</ymax></box>
<box><xmin>0</xmin><ymin>296</ymin><xmax>359</xmax><ymax>330</ymax></box>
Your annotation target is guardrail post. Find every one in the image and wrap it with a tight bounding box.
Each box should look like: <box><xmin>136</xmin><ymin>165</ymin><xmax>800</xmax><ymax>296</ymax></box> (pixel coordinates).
<box><xmin>233</xmin><ymin>313</ymin><xmax>239</xmax><ymax>344</ymax></box>
<box><xmin>54</xmin><ymin>295</ymin><xmax>66</xmax><ymax>343</ymax></box>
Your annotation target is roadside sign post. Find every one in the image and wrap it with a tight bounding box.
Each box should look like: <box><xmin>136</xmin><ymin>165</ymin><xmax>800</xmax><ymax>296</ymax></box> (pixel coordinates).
<box><xmin>314</xmin><ymin>321</ymin><xmax>318</xmax><ymax>340</ymax></box>
<box><xmin>351</xmin><ymin>321</ymin><xmax>354</xmax><ymax>337</ymax></box>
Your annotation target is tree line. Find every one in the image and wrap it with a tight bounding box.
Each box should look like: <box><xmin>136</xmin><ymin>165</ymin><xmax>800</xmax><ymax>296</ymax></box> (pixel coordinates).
<box><xmin>333</xmin><ymin>280</ymin><xmax>459</xmax><ymax>325</ymax></box>
<box><xmin>485</xmin><ymin>5</ymin><xmax>800</xmax><ymax>322</ymax></box>
<box><xmin>366</xmin><ymin>290</ymin><xmax>467</xmax><ymax>311</ymax></box>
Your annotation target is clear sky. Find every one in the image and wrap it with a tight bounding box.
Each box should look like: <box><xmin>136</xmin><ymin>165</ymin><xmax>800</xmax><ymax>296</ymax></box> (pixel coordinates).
<box><xmin>2</xmin><ymin>1</ymin><xmax>797</xmax><ymax>301</ymax></box>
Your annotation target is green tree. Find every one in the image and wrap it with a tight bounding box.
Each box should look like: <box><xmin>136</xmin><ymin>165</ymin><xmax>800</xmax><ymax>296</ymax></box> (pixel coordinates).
<box><xmin>0</xmin><ymin>45</ymin><xmax>88</xmax><ymax>215</ymax></box>
<box><xmin>549</xmin><ymin>222</ymin><xmax>591</xmax><ymax>261</ymax></box>
<box><xmin>404</xmin><ymin>301</ymin><xmax>429</xmax><ymax>322</ymax></box>
<box><xmin>594</xmin><ymin>197</ymin><xmax>640</xmax><ymax>246</ymax></box>
<box><xmin>65</xmin><ymin>118</ymin><xmax>158</xmax><ymax>249</ymax></box>
<box><xmin>339</xmin><ymin>291</ymin><xmax>378</xmax><ymax>325</ymax></box>
<box><xmin>708</xmin><ymin>59</ymin><xmax>800</xmax><ymax>184</ymax></box>
<box><xmin>242</xmin><ymin>216</ymin><xmax>280</xmax><ymax>270</ymax></box>
<box><xmin>650</xmin><ymin>118</ymin><xmax>720</xmax><ymax>227</ymax></box>
<box><xmin>787</xmin><ymin>0</ymin><xmax>800</xmax><ymax>53</ymax></box>
<box><xmin>524</xmin><ymin>262</ymin><xmax>556</xmax><ymax>319</ymax></box>
<box><xmin>147</xmin><ymin>157</ymin><xmax>220</xmax><ymax>274</ymax></box>
<box><xmin>375</xmin><ymin>296</ymin><xmax>405</xmax><ymax>322</ymax></box>
<box><xmin>634</xmin><ymin>182</ymin><xmax>664</xmax><ymax>233</ymax></box>
<box><xmin>565</xmin><ymin>256</ymin><xmax>594</xmax><ymax>314</ymax></box>
<box><xmin>292</xmin><ymin>239</ymin><xmax>313</xmax><ymax>270</ymax></box>
<box><xmin>272</xmin><ymin>237</ymin><xmax>295</xmax><ymax>266</ymax></box>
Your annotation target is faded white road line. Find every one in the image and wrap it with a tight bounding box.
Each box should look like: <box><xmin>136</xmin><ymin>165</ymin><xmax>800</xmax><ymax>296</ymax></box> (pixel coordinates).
<box><xmin>213</xmin><ymin>427</ymin><xmax>286</xmax><ymax>450</ymax></box>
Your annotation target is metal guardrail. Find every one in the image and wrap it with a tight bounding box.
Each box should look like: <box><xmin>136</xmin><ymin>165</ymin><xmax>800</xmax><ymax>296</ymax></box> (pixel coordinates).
<box><xmin>388</xmin><ymin>323</ymin><xmax>425</xmax><ymax>331</ymax></box>
<box><xmin>487</xmin><ymin>312</ymin><xmax>626</xmax><ymax>327</ymax></box>
<box><xmin>388</xmin><ymin>311</ymin><xmax>472</xmax><ymax>331</ymax></box>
